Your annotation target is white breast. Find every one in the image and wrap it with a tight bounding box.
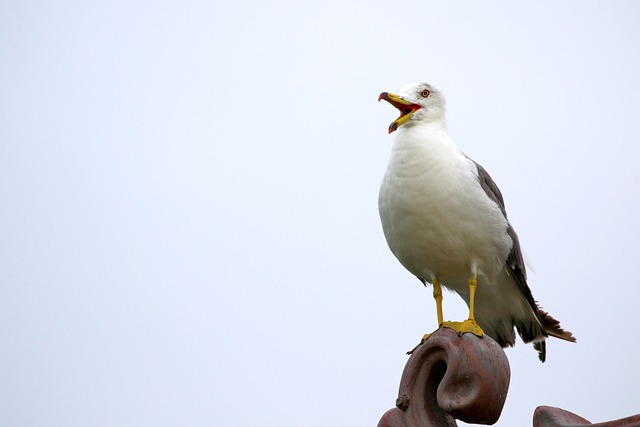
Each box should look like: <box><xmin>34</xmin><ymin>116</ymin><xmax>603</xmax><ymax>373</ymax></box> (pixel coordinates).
<box><xmin>378</xmin><ymin>125</ymin><xmax>512</xmax><ymax>294</ymax></box>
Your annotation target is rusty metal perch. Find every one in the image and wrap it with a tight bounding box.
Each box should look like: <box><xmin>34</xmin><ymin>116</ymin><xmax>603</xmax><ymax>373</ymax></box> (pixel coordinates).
<box><xmin>377</xmin><ymin>327</ymin><xmax>639</xmax><ymax>426</ymax></box>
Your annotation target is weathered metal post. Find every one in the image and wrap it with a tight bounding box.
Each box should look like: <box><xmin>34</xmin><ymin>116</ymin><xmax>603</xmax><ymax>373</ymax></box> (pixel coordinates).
<box><xmin>377</xmin><ymin>327</ymin><xmax>510</xmax><ymax>426</ymax></box>
<box><xmin>377</xmin><ymin>327</ymin><xmax>640</xmax><ymax>426</ymax></box>
<box><xmin>532</xmin><ymin>406</ymin><xmax>640</xmax><ymax>427</ymax></box>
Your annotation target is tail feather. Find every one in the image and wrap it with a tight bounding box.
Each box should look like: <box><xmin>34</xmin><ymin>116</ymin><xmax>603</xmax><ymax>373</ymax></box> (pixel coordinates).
<box><xmin>513</xmin><ymin>304</ymin><xmax>575</xmax><ymax>363</ymax></box>
<box><xmin>532</xmin><ymin>341</ymin><xmax>546</xmax><ymax>362</ymax></box>
<box><xmin>530</xmin><ymin>305</ymin><xmax>576</xmax><ymax>363</ymax></box>
<box><xmin>537</xmin><ymin>306</ymin><xmax>576</xmax><ymax>343</ymax></box>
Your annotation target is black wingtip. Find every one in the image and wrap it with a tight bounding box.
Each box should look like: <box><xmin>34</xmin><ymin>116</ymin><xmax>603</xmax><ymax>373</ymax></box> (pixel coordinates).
<box><xmin>537</xmin><ymin>307</ymin><xmax>577</xmax><ymax>343</ymax></box>
<box><xmin>533</xmin><ymin>340</ymin><xmax>546</xmax><ymax>363</ymax></box>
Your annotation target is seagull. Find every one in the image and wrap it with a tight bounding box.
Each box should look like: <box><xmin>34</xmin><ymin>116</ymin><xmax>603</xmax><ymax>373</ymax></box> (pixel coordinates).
<box><xmin>378</xmin><ymin>82</ymin><xmax>575</xmax><ymax>362</ymax></box>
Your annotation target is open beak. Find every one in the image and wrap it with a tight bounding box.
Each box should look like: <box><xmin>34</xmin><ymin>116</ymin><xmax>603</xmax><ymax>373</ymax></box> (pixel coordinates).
<box><xmin>378</xmin><ymin>92</ymin><xmax>421</xmax><ymax>134</ymax></box>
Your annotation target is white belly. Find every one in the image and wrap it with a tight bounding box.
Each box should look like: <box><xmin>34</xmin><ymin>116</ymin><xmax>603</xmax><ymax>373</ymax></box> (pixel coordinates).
<box><xmin>378</xmin><ymin>139</ymin><xmax>512</xmax><ymax>294</ymax></box>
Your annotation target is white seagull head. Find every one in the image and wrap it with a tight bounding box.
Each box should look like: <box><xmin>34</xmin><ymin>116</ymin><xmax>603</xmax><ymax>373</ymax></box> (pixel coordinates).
<box><xmin>379</xmin><ymin>82</ymin><xmax>447</xmax><ymax>133</ymax></box>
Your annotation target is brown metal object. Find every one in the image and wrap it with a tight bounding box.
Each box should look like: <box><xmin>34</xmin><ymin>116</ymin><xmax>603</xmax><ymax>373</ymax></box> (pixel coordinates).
<box><xmin>376</xmin><ymin>326</ymin><xmax>640</xmax><ymax>426</ymax></box>
<box><xmin>533</xmin><ymin>406</ymin><xmax>640</xmax><ymax>427</ymax></box>
<box><xmin>377</xmin><ymin>327</ymin><xmax>510</xmax><ymax>426</ymax></box>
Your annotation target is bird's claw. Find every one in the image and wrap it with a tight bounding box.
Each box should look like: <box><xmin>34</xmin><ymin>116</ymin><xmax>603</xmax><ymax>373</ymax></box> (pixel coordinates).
<box><xmin>406</xmin><ymin>331</ymin><xmax>438</xmax><ymax>355</ymax></box>
<box><xmin>441</xmin><ymin>319</ymin><xmax>485</xmax><ymax>337</ymax></box>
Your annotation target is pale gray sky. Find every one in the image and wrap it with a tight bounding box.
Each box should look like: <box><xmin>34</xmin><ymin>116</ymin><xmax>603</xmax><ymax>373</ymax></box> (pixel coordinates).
<box><xmin>1</xmin><ymin>1</ymin><xmax>639</xmax><ymax>426</ymax></box>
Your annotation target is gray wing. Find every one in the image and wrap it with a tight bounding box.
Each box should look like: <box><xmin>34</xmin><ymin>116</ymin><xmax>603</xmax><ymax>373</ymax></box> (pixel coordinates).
<box><xmin>471</xmin><ymin>160</ymin><xmax>576</xmax><ymax>360</ymax></box>
<box><xmin>471</xmin><ymin>161</ymin><xmax>537</xmax><ymax>311</ymax></box>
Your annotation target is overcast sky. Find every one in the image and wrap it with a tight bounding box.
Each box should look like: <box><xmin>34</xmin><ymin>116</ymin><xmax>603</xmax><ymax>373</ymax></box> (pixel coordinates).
<box><xmin>1</xmin><ymin>1</ymin><xmax>639</xmax><ymax>426</ymax></box>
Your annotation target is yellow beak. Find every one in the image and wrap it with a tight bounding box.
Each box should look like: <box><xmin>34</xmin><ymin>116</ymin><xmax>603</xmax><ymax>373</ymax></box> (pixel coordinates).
<box><xmin>378</xmin><ymin>92</ymin><xmax>422</xmax><ymax>134</ymax></box>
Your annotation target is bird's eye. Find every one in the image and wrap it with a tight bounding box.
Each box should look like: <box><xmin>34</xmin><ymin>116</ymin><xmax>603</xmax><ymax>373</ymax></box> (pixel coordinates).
<box><xmin>421</xmin><ymin>90</ymin><xmax>430</xmax><ymax>98</ymax></box>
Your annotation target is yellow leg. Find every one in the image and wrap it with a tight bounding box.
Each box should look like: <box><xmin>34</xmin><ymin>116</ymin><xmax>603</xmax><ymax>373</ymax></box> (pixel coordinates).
<box><xmin>418</xmin><ymin>279</ymin><xmax>444</xmax><ymax>342</ymax></box>
<box><xmin>441</xmin><ymin>274</ymin><xmax>484</xmax><ymax>337</ymax></box>
<box><xmin>409</xmin><ymin>276</ymin><xmax>483</xmax><ymax>355</ymax></box>
<box><xmin>433</xmin><ymin>278</ymin><xmax>444</xmax><ymax>326</ymax></box>
<box><xmin>410</xmin><ymin>278</ymin><xmax>445</xmax><ymax>354</ymax></box>
<box><xmin>468</xmin><ymin>274</ymin><xmax>477</xmax><ymax>322</ymax></box>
